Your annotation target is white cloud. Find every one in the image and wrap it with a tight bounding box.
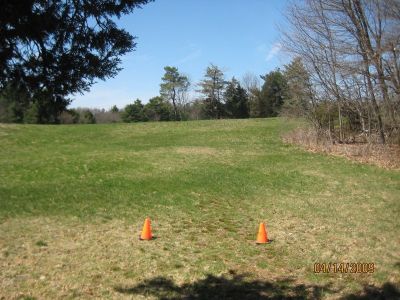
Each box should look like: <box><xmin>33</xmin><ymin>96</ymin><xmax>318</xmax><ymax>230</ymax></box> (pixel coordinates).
<box><xmin>265</xmin><ymin>42</ymin><xmax>282</xmax><ymax>62</ymax></box>
<box><xmin>174</xmin><ymin>43</ymin><xmax>202</xmax><ymax>65</ymax></box>
<box><xmin>176</xmin><ymin>48</ymin><xmax>202</xmax><ymax>65</ymax></box>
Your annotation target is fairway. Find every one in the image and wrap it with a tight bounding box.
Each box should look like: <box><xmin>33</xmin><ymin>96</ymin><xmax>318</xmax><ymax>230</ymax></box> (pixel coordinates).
<box><xmin>0</xmin><ymin>118</ymin><xmax>399</xmax><ymax>299</ymax></box>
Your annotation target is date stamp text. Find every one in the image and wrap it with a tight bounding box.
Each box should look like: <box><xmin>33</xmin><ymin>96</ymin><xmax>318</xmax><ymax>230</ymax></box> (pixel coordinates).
<box><xmin>314</xmin><ymin>263</ymin><xmax>374</xmax><ymax>273</ymax></box>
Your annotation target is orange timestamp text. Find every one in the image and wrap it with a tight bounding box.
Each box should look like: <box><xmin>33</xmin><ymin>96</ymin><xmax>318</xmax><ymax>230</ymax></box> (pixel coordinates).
<box><xmin>314</xmin><ymin>262</ymin><xmax>374</xmax><ymax>273</ymax></box>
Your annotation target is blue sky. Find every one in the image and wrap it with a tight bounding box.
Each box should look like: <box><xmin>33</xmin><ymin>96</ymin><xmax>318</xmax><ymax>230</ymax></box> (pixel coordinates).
<box><xmin>71</xmin><ymin>0</ymin><xmax>289</xmax><ymax>109</ymax></box>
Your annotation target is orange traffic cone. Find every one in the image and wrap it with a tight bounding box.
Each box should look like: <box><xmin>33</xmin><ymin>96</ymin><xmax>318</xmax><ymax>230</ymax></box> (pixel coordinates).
<box><xmin>139</xmin><ymin>217</ymin><xmax>153</xmax><ymax>240</ymax></box>
<box><xmin>256</xmin><ymin>222</ymin><xmax>269</xmax><ymax>244</ymax></box>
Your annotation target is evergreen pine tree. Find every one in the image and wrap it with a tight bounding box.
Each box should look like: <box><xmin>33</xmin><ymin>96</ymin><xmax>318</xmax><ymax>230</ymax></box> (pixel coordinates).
<box><xmin>224</xmin><ymin>78</ymin><xmax>249</xmax><ymax>118</ymax></box>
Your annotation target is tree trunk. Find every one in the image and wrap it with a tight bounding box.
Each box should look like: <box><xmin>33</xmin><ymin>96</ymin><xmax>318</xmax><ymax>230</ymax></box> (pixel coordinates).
<box><xmin>345</xmin><ymin>0</ymin><xmax>386</xmax><ymax>143</ymax></box>
<box><xmin>172</xmin><ymin>88</ymin><xmax>179</xmax><ymax>121</ymax></box>
<box><xmin>353</xmin><ymin>0</ymin><xmax>396</xmax><ymax>126</ymax></box>
<box><xmin>338</xmin><ymin>102</ymin><xmax>343</xmax><ymax>142</ymax></box>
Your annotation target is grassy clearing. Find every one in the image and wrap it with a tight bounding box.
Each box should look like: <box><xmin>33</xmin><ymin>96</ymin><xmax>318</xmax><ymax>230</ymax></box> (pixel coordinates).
<box><xmin>0</xmin><ymin>118</ymin><xmax>399</xmax><ymax>299</ymax></box>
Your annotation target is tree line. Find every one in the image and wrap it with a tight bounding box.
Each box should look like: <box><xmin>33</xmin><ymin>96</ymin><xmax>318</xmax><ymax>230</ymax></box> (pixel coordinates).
<box><xmin>49</xmin><ymin>63</ymin><xmax>293</xmax><ymax>124</ymax></box>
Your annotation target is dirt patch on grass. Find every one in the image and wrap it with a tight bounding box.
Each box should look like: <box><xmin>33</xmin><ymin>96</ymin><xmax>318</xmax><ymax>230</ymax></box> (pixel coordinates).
<box><xmin>173</xmin><ymin>146</ymin><xmax>235</xmax><ymax>165</ymax></box>
<box><xmin>0</xmin><ymin>124</ymin><xmax>20</xmax><ymax>136</ymax></box>
<box><xmin>0</xmin><ymin>124</ymin><xmax>20</xmax><ymax>129</ymax></box>
<box><xmin>175</xmin><ymin>146</ymin><xmax>220</xmax><ymax>156</ymax></box>
<box><xmin>283</xmin><ymin>128</ymin><xmax>400</xmax><ymax>170</ymax></box>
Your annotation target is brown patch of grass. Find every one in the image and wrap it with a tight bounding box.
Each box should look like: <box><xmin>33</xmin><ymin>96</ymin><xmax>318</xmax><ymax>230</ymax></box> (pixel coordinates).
<box><xmin>0</xmin><ymin>123</ymin><xmax>20</xmax><ymax>128</ymax></box>
<box><xmin>0</xmin><ymin>123</ymin><xmax>20</xmax><ymax>137</ymax></box>
<box><xmin>283</xmin><ymin>127</ymin><xmax>400</xmax><ymax>170</ymax></box>
<box><xmin>175</xmin><ymin>146</ymin><xmax>219</xmax><ymax>156</ymax></box>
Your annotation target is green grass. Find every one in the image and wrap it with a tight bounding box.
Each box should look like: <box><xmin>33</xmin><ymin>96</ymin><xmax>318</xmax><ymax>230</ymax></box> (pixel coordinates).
<box><xmin>0</xmin><ymin>118</ymin><xmax>399</xmax><ymax>299</ymax></box>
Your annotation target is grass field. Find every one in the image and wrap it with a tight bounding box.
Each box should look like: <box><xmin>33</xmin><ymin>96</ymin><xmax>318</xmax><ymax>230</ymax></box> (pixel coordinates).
<box><xmin>0</xmin><ymin>118</ymin><xmax>399</xmax><ymax>299</ymax></box>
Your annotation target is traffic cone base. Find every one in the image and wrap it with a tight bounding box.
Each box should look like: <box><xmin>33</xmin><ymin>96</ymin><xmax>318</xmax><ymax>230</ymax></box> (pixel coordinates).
<box><xmin>256</xmin><ymin>222</ymin><xmax>270</xmax><ymax>244</ymax></box>
<box><xmin>139</xmin><ymin>217</ymin><xmax>153</xmax><ymax>241</ymax></box>
<box><xmin>256</xmin><ymin>240</ymin><xmax>271</xmax><ymax>244</ymax></box>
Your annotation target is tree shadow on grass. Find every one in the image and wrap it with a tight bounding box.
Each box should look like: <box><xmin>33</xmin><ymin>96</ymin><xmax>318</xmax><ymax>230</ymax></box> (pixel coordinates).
<box><xmin>114</xmin><ymin>270</ymin><xmax>335</xmax><ymax>299</ymax></box>
<box><xmin>114</xmin><ymin>270</ymin><xmax>400</xmax><ymax>299</ymax></box>
<box><xmin>341</xmin><ymin>282</ymin><xmax>400</xmax><ymax>300</ymax></box>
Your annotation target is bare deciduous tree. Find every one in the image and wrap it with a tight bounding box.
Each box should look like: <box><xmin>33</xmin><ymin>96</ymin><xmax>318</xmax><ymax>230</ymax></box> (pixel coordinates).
<box><xmin>282</xmin><ymin>0</ymin><xmax>400</xmax><ymax>144</ymax></box>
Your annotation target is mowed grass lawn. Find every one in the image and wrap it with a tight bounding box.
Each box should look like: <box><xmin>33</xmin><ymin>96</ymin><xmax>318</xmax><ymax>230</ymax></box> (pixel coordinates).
<box><xmin>0</xmin><ymin>118</ymin><xmax>399</xmax><ymax>299</ymax></box>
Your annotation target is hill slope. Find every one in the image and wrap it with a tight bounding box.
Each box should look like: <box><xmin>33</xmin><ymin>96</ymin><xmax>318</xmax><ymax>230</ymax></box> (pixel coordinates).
<box><xmin>0</xmin><ymin>119</ymin><xmax>399</xmax><ymax>299</ymax></box>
